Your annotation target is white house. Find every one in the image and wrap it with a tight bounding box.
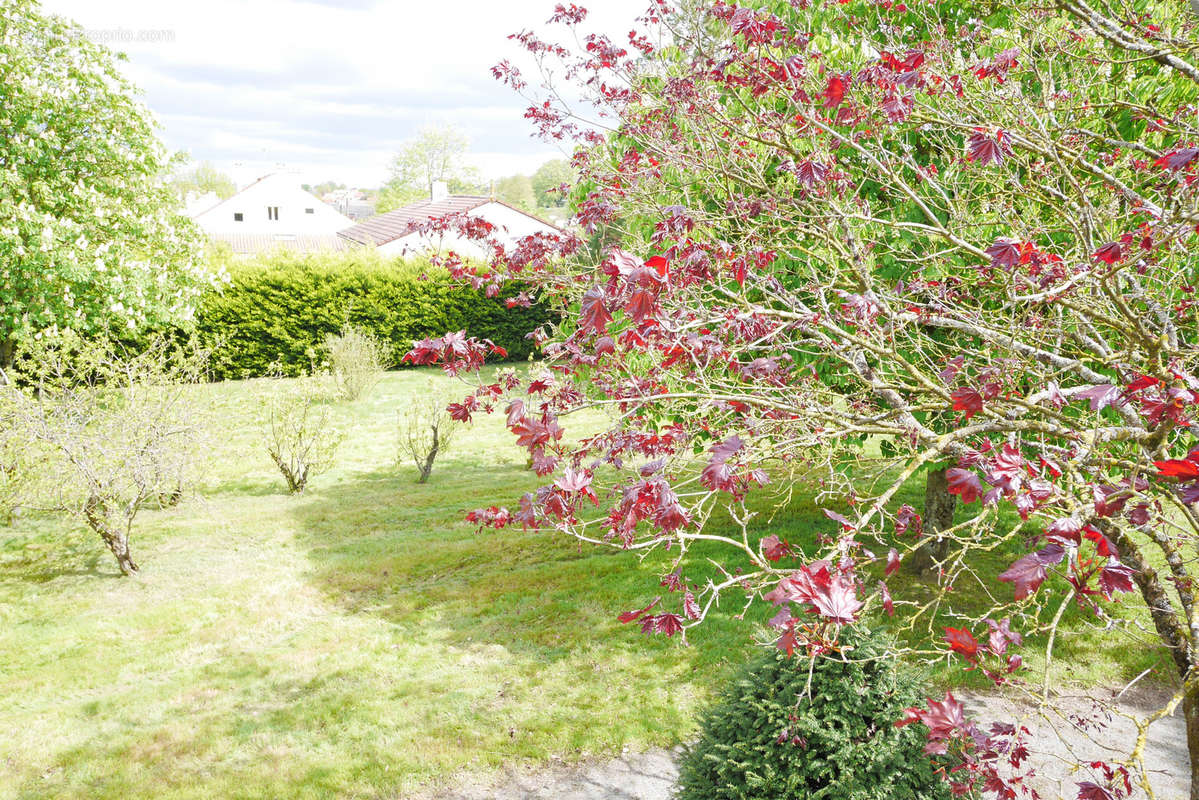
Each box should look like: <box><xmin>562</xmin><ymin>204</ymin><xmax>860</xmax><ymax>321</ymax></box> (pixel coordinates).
<box><xmin>192</xmin><ymin>173</ymin><xmax>354</xmax><ymax>255</ymax></box>
<box><xmin>337</xmin><ymin>182</ymin><xmax>562</xmax><ymax>258</ymax></box>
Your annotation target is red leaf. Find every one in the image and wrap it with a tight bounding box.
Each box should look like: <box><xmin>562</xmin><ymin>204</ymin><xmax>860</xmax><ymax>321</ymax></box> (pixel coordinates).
<box><xmin>645</xmin><ymin>255</ymin><xmax>668</xmax><ymax>278</ymax></box>
<box><xmin>625</xmin><ymin>289</ymin><xmax>658</xmax><ymax>324</ymax></box>
<box><xmin>701</xmin><ymin>435</ymin><xmax>744</xmax><ymax>493</ymax></box>
<box><xmin>823</xmin><ymin>508</ymin><xmax>857</xmax><ymax>530</ymax></box>
<box><xmin>1092</xmin><ymin>241</ymin><xmax>1124</xmax><ymax>264</ymax></box>
<box><xmin>807</xmin><ymin>572</ymin><xmax>863</xmax><ymax>624</ymax></box>
<box><xmin>1154</xmin><ymin>459</ymin><xmax>1199</xmax><ymax>479</ymax></box>
<box><xmin>896</xmin><ymin>692</ymin><xmax>968</xmax><ymax>755</ymax></box>
<box><xmin>944</xmin><ymin>627</ymin><xmax>980</xmax><ymax>660</ymax></box>
<box><xmin>998</xmin><ymin>544</ymin><xmax>1064</xmax><ymax>600</ymax></box>
<box><xmin>984</xmin><ymin>617</ymin><xmax>1022</xmax><ymax>656</ymax></box>
<box><xmin>1077</xmin><ymin>384</ymin><xmax>1126</xmax><ymax>412</ymax></box>
<box><xmin>1076</xmin><ymin>782</ymin><xmax>1115</xmax><ymax>800</ymax></box>
<box><xmin>885</xmin><ymin>548</ymin><xmax>901</xmax><ymax>577</ymax></box>
<box><xmin>984</xmin><ymin>237</ymin><xmax>1021</xmax><ymax>270</ymax></box>
<box><xmin>579</xmin><ymin>285</ymin><xmax>613</xmax><ymax>335</ymax></box>
<box><xmin>761</xmin><ymin>534</ymin><xmax>793</xmax><ymax>562</ymax></box>
<box><xmin>794</xmin><ymin>159</ymin><xmax>827</xmax><ymax>188</ymax></box>
<box><xmin>641</xmin><ymin>612</ymin><xmax>684</xmax><ymax>637</ymax></box>
<box><xmin>1126</xmin><ymin>374</ymin><xmax>1160</xmax><ymax>393</ymax></box>
<box><xmin>946</xmin><ymin>468</ymin><xmax>984</xmax><ymax>504</ymax></box>
<box><xmin>878</xmin><ymin>580</ymin><xmax>894</xmax><ymax>616</ymax></box>
<box><xmin>1084</xmin><ymin>527</ymin><xmax>1119</xmax><ymax>558</ymax></box>
<box><xmin>1154</xmin><ymin>147</ymin><xmax>1199</xmax><ymax>170</ymax></box>
<box><xmin>1099</xmin><ymin>561</ymin><xmax>1136</xmax><ymax>599</ymax></box>
<box><xmin>618</xmin><ymin>596</ymin><xmax>660</xmax><ymax>624</ymax></box>
<box><xmin>967</xmin><ymin>129</ymin><xmax>1012</xmax><ymax>166</ymax></box>
<box><xmin>776</xmin><ymin>627</ymin><xmax>800</xmax><ymax>656</ymax></box>
<box><xmin>683</xmin><ymin>589</ymin><xmax>701</xmax><ymax>620</ymax></box>
<box><xmin>1045</xmin><ymin>516</ymin><xmax>1082</xmax><ymax>546</ymax></box>
<box><xmin>821</xmin><ymin>72</ymin><xmax>850</xmax><ymax>108</ymax></box>
<box><xmin>951</xmin><ymin>387</ymin><xmax>984</xmax><ymax>420</ymax></box>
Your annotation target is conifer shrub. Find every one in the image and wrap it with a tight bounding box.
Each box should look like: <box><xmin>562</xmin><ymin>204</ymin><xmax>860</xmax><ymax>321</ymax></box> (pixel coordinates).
<box><xmin>676</xmin><ymin>628</ymin><xmax>952</xmax><ymax>800</ymax></box>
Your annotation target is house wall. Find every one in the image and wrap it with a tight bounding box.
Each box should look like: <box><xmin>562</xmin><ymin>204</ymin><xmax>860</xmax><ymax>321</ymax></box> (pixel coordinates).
<box><xmin>194</xmin><ymin>174</ymin><xmax>353</xmax><ymax>235</ymax></box>
<box><xmin>375</xmin><ymin>202</ymin><xmax>559</xmax><ymax>259</ymax></box>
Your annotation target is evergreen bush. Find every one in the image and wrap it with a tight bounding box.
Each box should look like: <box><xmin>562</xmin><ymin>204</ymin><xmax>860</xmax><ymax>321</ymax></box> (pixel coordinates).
<box><xmin>676</xmin><ymin>628</ymin><xmax>952</xmax><ymax>800</ymax></box>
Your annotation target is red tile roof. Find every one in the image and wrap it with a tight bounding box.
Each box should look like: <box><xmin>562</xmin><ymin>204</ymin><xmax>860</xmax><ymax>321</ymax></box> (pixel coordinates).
<box><xmin>337</xmin><ymin>196</ymin><xmax>491</xmax><ymax>246</ymax></box>
<box><xmin>209</xmin><ymin>232</ymin><xmax>349</xmax><ymax>255</ymax></box>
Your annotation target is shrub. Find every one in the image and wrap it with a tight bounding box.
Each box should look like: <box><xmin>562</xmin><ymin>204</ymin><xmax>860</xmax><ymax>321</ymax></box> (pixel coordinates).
<box><xmin>186</xmin><ymin>251</ymin><xmax>549</xmax><ymax>380</ymax></box>
<box><xmin>398</xmin><ymin>382</ymin><xmax>459</xmax><ymax>484</ymax></box>
<box><xmin>676</xmin><ymin>628</ymin><xmax>951</xmax><ymax>800</ymax></box>
<box><xmin>6</xmin><ymin>333</ymin><xmax>210</xmax><ymax>575</ymax></box>
<box><xmin>263</xmin><ymin>381</ymin><xmax>342</xmax><ymax>494</ymax></box>
<box><xmin>0</xmin><ymin>389</ymin><xmax>48</xmax><ymax>525</ymax></box>
<box><xmin>324</xmin><ymin>325</ymin><xmax>388</xmax><ymax>401</ymax></box>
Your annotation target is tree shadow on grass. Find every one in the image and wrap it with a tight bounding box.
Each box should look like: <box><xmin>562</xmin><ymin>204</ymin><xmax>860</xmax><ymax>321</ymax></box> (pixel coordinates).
<box><xmin>288</xmin><ymin>461</ymin><xmax>759</xmax><ymax>673</ymax></box>
<box><xmin>0</xmin><ymin>517</ymin><xmax>115</xmax><ymax>583</ymax></box>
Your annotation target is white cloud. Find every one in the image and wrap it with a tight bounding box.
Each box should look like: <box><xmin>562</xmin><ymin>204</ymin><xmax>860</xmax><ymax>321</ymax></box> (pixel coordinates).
<box><xmin>39</xmin><ymin>0</ymin><xmax>647</xmax><ymax>187</ymax></box>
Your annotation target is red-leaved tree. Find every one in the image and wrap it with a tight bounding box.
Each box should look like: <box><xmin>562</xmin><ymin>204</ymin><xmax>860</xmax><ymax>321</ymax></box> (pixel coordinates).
<box><xmin>408</xmin><ymin>2</ymin><xmax>1199</xmax><ymax>797</ymax></box>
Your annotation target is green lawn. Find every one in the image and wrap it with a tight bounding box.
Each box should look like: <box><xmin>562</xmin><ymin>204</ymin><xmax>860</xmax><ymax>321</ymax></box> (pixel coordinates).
<box><xmin>0</xmin><ymin>368</ymin><xmax>1175</xmax><ymax>798</ymax></box>
<box><xmin>0</xmin><ymin>369</ymin><xmax>761</xmax><ymax>800</ymax></box>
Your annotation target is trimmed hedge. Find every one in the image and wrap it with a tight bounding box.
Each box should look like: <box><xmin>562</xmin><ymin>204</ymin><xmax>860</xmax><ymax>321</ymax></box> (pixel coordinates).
<box><xmin>676</xmin><ymin>628</ymin><xmax>951</xmax><ymax>800</ymax></box>
<box><xmin>186</xmin><ymin>252</ymin><xmax>549</xmax><ymax>381</ymax></box>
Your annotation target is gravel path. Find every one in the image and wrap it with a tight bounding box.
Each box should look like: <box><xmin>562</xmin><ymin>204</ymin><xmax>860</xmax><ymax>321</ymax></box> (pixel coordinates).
<box><xmin>412</xmin><ymin>690</ymin><xmax>1188</xmax><ymax>799</ymax></box>
<box><xmin>413</xmin><ymin>748</ymin><xmax>679</xmax><ymax>800</ymax></box>
<box><xmin>961</xmin><ymin>689</ymin><xmax>1187</xmax><ymax>799</ymax></box>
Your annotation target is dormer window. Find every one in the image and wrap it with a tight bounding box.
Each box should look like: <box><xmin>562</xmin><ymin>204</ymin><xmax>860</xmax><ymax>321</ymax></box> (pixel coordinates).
<box><xmin>233</xmin><ymin>212</ymin><xmax>244</xmax><ymax>222</ymax></box>
<box><xmin>267</xmin><ymin>206</ymin><xmax>279</xmax><ymax>221</ymax></box>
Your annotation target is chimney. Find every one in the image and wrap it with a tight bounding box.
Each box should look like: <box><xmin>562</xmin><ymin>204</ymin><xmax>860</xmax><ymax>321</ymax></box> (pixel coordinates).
<box><xmin>431</xmin><ymin>180</ymin><xmax>449</xmax><ymax>201</ymax></box>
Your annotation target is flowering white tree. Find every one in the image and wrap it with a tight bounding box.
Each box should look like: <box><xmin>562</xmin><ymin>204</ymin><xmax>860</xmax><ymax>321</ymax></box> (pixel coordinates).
<box><xmin>0</xmin><ymin>0</ymin><xmax>224</xmax><ymax>370</ymax></box>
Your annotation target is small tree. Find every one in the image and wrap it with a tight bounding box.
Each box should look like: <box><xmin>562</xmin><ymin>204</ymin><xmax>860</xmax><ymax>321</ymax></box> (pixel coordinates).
<box><xmin>263</xmin><ymin>381</ymin><xmax>342</xmax><ymax>494</ymax></box>
<box><xmin>398</xmin><ymin>383</ymin><xmax>459</xmax><ymax>484</ymax></box>
<box><xmin>324</xmin><ymin>326</ymin><xmax>389</xmax><ymax>401</ymax></box>
<box><xmin>8</xmin><ymin>333</ymin><xmax>210</xmax><ymax>575</ymax></box>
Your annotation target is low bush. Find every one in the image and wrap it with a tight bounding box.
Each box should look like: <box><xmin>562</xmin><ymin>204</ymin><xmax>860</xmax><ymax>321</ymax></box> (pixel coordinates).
<box><xmin>676</xmin><ymin>627</ymin><xmax>951</xmax><ymax>800</ymax></box>
<box><xmin>262</xmin><ymin>380</ymin><xmax>342</xmax><ymax>494</ymax></box>
<box><xmin>324</xmin><ymin>325</ymin><xmax>388</xmax><ymax>401</ymax></box>
<box><xmin>185</xmin><ymin>251</ymin><xmax>549</xmax><ymax>380</ymax></box>
<box><xmin>398</xmin><ymin>381</ymin><xmax>459</xmax><ymax>483</ymax></box>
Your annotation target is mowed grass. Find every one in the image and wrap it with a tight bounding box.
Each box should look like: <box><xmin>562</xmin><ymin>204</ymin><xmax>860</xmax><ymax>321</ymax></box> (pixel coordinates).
<box><xmin>0</xmin><ymin>368</ymin><xmax>1176</xmax><ymax>799</ymax></box>
<box><xmin>0</xmin><ymin>369</ymin><xmax>760</xmax><ymax>800</ymax></box>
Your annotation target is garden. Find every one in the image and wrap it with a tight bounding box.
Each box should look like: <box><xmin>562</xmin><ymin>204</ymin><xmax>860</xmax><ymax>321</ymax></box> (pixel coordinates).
<box><xmin>4</xmin><ymin>0</ymin><xmax>1199</xmax><ymax>799</ymax></box>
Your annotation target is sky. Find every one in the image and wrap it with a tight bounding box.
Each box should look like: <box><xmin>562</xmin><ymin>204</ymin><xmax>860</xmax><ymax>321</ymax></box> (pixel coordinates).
<box><xmin>40</xmin><ymin>0</ymin><xmax>647</xmax><ymax>189</ymax></box>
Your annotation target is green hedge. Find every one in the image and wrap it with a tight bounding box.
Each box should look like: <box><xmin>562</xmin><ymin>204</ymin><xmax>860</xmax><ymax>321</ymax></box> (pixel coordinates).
<box><xmin>185</xmin><ymin>252</ymin><xmax>548</xmax><ymax>381</ymax></box>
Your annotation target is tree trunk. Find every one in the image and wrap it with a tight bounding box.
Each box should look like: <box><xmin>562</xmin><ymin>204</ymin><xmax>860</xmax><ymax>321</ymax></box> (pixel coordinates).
<box><xmin>906</xmin><ymin>468</ymin><xmax>956</xmax><ymax>575</ymax></box>
<box><xmin>0</xmin><ymin>338</ymin><xmax>13</xmax><ymax>383</ymax></box>
<box><xmin>1186</xmin><ymin>680</ymin><xmax>1199</xmax><ymax>800</ymax></box>
<box><xmin>417</xmin><ymin>425</ymin><xmax>440</xmax><ymax>484</ymax></box>
<box><xmin>85</xmin><ymin>494</ymin><xmax>139</xmax><ymax>575</ymax></box>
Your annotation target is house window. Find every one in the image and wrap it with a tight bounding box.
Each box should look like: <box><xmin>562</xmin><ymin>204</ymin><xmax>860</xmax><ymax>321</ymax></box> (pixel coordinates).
<box><xmin>304</xmin><ymin>208</ymin><xmax>314</xmax><ymax>214</ymax></box>
<box><xmin>233</xmin><ymin>212</ymin><xmax>244</xmax><ymax>222</ymax></box>
<box><xmin>267</xmin><ymin>206</ymin><xmax>279</xmax><ymax>221</ymax></box>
